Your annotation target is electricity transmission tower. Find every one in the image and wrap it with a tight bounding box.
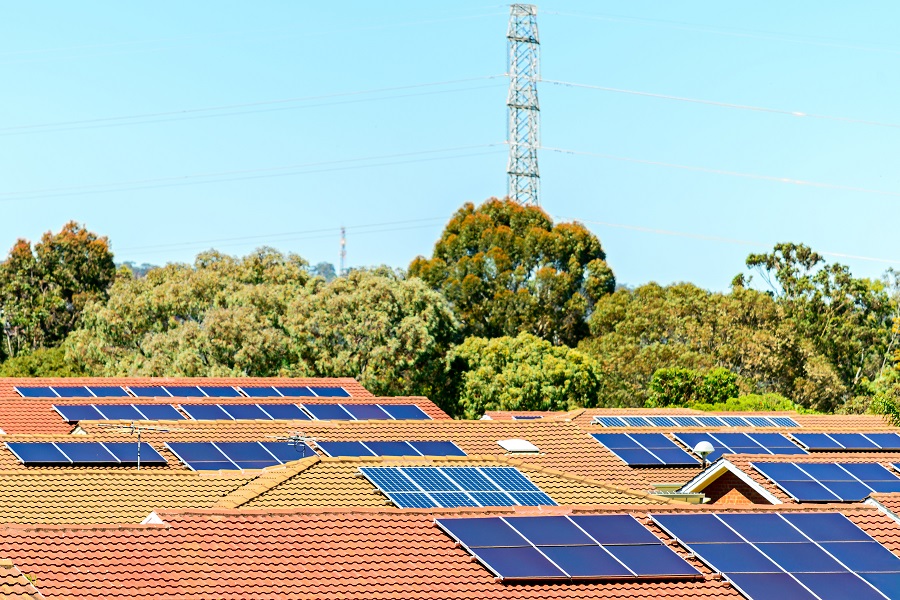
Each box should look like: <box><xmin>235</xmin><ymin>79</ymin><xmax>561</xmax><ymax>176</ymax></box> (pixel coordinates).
<box><xmin>506</xmin><ymin>4</ymin><xmax>541</xmax><ymax>206</ymax></box>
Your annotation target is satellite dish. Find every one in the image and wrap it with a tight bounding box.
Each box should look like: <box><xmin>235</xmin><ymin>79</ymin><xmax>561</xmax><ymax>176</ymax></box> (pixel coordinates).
<box><xmin>693</xmin><ymin>441</ymin><xmax>715</xmax><ymax>467</ymax></box>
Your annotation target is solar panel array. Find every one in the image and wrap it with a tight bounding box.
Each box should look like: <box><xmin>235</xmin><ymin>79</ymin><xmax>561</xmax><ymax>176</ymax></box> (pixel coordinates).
<box><xmin>315</xmin><ymin>440</ymin><xmax>465</xmax><ymax>457</ymax></box>
<box><xmin>165</xmin><ymin>441</ymin><xmax>315</xmax><ymax>470</ymax></box>
<box><xmin>674</xmin><ymin>433</ymin><xmax>807</xmax><ymax>462</ymax></box>
<box><xmin>52</xmin><ymin>403</ymin><xmax>431</xmax><ymax>422</ymax></box>
<box><xmin>7</xmin><ymin>442</ymin><xmax>167</xmax><ymax>466</ymax></box>
<box><xmin>436</xmin><ymin>515</ymin><xmax>700</xmax><ymax>581</ymax></box>
<box><xmin>652</xmin><ymin>512</ymin><xmax>900</xmax><ymax>600</ymax></box>
<box><xmin>591</xmin><ymin>433</ymin><xmax>698</xmax><ymax>466</ymax></box>
<box><xmin>592</xmin><ymin>415</ymin><xmax>800</xmax><ymax>428</ymax></box>
<box><xmin>15</xmin><ymin>384</ymin><xmax>350</xmax><ymax>398</ymax></box>
<box><xmin>359</xmin><ymin>466</ymin><xmax>556</xmax><ymax>508</ymax></box>
<box><xmin>752</xmin><ymin>462</ymin><xmax>900</xmax><ymax>502</ymax></box>
<box><xmin>792</xmin><ymin>433</ymin><xmax>900</xmax><ymax>451</ymax></box>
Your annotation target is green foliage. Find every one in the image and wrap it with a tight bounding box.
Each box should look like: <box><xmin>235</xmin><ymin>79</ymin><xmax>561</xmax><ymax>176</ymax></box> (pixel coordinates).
<box><xmin>409</xmin><ymin>198</ymin><xmax>615</xmax><ymax>346</ymax></box>
<box><xmin>0</xmin><ymin>346</ymin><xmax>85</xmax><ymax>377</ymax></box>
<box><xmin>691</xmin><ymin>393</ymin><xmax>806</xmax><ymax>413</ymax></box>
<box><xmin>447</xmin><ymin>332</ymin><xmax>604</xmax><ymax>419</ymax></box>
<box><xmin>0</xmin><ymin>222</ymin><xmax>115</xmax><ymax>359</ymax></box>
<box><xmin>700</xmin><ymin>367</ymin><xmax>741</xmax><ymax>405</ymax></box>
<box><xmin>647</xmin><ymin>366</ymin><xmax>739</xmax><ymax>408</ymax></box>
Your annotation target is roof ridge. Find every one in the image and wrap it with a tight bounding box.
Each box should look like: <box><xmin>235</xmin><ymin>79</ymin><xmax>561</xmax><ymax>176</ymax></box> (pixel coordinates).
<box><xmin>213</xmin><ymin>455</ymin><xmax>321</xmax><ymax>509</ymax></box>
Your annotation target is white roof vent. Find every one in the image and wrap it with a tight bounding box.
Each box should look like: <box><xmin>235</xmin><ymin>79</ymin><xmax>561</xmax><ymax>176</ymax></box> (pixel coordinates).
<box><xmin>141</xmin><ymin>511</ymin><xmax>165</xmax><ymax>525</ymax></box>
<box><xmin>498</xmin><ymin>438</ymin><xmax>539</xmax><ymax>454</ymax></box>
<box><xmin>480</xmin><ymin>414</ymin><xmax>493</xmax><ymax>420</ymax></box>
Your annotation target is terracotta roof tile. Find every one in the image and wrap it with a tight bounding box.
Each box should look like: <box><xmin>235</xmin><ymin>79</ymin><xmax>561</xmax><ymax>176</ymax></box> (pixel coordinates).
<box><xmin>0</xmin><ymin>558</ymin><xmax>44</xmax><ymax>599</ymax></box>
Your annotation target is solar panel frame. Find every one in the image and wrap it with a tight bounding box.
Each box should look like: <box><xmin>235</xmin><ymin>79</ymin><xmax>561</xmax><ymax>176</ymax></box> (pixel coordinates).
<box><xmin>671</xmin><ymin>416</ymin><xmax>703</xmax><ymax>427</ymax></box>
<box><xmin>720</xmin><ymin>416</ymin><xmax>751</xmax><ymax>427</ymax></box>
<box><xmin>403</xmin><ymin>466</ymin><xmax>460</xmax><ymax>491</ymax></box>
<box><xmin>593</xmin><ymin>416</ymin><xmax>627</xmax><ymax>427</ymax></box>
<box><xmin>769</xmin><ymin>416</ymin><xmax>801</xmax><ymax>427</ymax></box>
<box><xmin>301</xmin><ymin>403</ymin><xmax>355</xmax><ymax>421</ymax></box>
<box><xmin>509</xmin><ymin>491</ymin><xmax>557</xmax><ymax>506</ymax></box>
<box><xmin>340</xmin><ymin>404</ymin><xmax>392</xmax><ymax>420</ymax></box>
<box><xmin>272</xmin><ymin>386</ymin><xmax>315</xmax><ymax>397</ymax></box>
<box><xmin>315</xmin><ymin>441</ymin><xmax>376</xmax><ymax>457</ymax></box>
<box><xmin>621</xmin><ymin>416</ymin><xmax>652</xmax><ymax>427</ymax></box>
<box><xmin>93</xmin><ymin>404</ymin><xmax>146</xmax><ymax>421</ymax></box>
<box><xmin>52</xmin><ymin>442</ymin><xmax>120</xmax><ymax>465</ymax></box>
<box><xmin>162</xmin><ymin>386</ymin><xmax>206</xmax><ymax>398</ymax></box>
<box><xmin>360</xmin><ymin>441</ymin><xmax>419</xmax><ymax>456</ymax></box>
<box><xmin>646</xmin><ymin>416</ymin><xmax>677</xmax><ymax>427</ymax></box>
<box><xmin>378</xmin><ymin>404</ymin><xmax>431</xmax><ymax>420</ymax></box>
<box><xmin>127</xmin><ymin>386</ymin><xmax>171</xmax><ymax>397</ymax></box>
<box><xmin>14</xmin><ymin>386</ymin><xmax>58</xmax><ymax>398</ymax></box>
<box><xmin>102</xmin><ymin>442</ymin><xmax>167</xmax><ymax>465</ymax></box>
<box><xmin>794</xmin><ymin>572</ymin><xmax>886</xmax><ymax>600</ymax></box>
<box><xmin>792</xmin><ymin>433</ymin><xmax>843</xmax><ymax>451</ymax></box>
<box><xmin>197</xmin><ymin>386</ymin><xmax>242</xmax><ymax>398</ymax></box>
<box><xmin>359</xmin><ymin>466</ymin><xmax>419</xmax><ymax>492</ymax></box>
<box><xmin>132</xmin><ymin>404</ymin><xmax>185</xmax><ymax>420</ymax></box>
<box><xmin>408</xmin><ymin>440</ymin><xmax>466</xmax><ymax>457</ymax></box>
<box><xmin>256</xmin><ymin>404</ymin><xmax>310</xmax><ymax>420</ymax></box>
<box><xmin>179</xmin><ymin>404</ymin><xmax>234</xmax><ymax>421</ymax></box>
<box><xmin>830</xmin><ymin>433</ymin><xmax>879</xmax><ymax>450</ymax></box>
<box><xmin>6</xmin><ymin>442</ymin><xmax>71</xmax><ymax>465</ymax></box>
<box><xmin>164</xmin><ymin>442</ymin><xmax>238</xmax><ymax>471</ymax></box>
<box><xmin>863</xmin><ymin>433</ymin><xmax>900</xmax><ymax>450</ymax></box>
<box><xmin>308</xmin><ymin>386</ymin><xmax>350</xmax><ymax>398</ymax></box>
<box><xmin>213</xmin><ymin>442</ymin><xmax>282</xmax><ymax>470</ymax></box>
<box><xmin>479</xmin><ymin>466</ymin><xmax>543</xmax><ymax>492</ymax></box>
<box><xmin>260</xmin><ymin>441</ymin><xmax>316</xmax><ymax>463</ymax></box>
<box><xmin>52</xmin><ymin>404</ymin><xmax>106</xmax><ymax>422</ymax></box>
<box><xmin>51</xmin><ymin>386</ymin><xmax>93</xmax><ymax>398</ymax></box>
<box><xmin>390</xmin><ymin>492</ymin><xmax>438</xmax><ymax>509</ymax></box>
<box><xmin>85</xmin><ymin>386</ymin><xmax>131</xmax><ymax>398</ymax></box>
<box><xmin>239</xmin><ymin>386</ymin><xmax>282</xmax><ymax>397</ymax></box>
<box><xmin>695</xmin><ymin>415</ymin><xmax>727</xmax><ymax>427</ymax></box>
<box><xmin>218</xmin><ymin>404</ymin><xmax>273</xmax><ymax>420</ymax></box>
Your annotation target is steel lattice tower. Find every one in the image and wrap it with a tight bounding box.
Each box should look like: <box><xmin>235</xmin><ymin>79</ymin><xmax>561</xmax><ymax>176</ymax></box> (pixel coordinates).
<box><xmin>506</xmin><ymin>4</ymin><xmax>540</xmax><ymax>206</ymax></box>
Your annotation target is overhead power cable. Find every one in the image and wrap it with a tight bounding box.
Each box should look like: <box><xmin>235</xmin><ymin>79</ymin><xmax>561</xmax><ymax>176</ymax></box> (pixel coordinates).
<box><xmin>542</xmin><ymin>79</ymin><xmax>900</xmax><ymax>130</ymax></box>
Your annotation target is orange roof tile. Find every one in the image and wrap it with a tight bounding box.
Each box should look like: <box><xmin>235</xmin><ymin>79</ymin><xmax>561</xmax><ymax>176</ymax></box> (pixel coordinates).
<box><xmin>0</xmin><ymin>558</ymin><xmax>44</xmax><ymax>599</ymax></box>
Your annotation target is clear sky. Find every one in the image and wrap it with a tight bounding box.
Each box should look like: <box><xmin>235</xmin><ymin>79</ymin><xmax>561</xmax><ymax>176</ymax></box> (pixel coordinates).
<box><xmin>3</xmin><ymin>1</ymin><xmax>899</xmax><ymax>290</ymax></box>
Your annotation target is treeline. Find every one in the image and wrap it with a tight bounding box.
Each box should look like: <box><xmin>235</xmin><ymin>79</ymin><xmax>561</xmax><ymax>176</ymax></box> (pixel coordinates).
<box><xmin>0</xmin><ymin>199</ymin><xmax>898</xmax><ymax>419</ymax></box>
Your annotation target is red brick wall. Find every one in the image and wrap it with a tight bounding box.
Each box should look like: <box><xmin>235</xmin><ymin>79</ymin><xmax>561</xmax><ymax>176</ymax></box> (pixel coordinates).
<box><xmin>703</xmin><ymin>471</ymin><xmax>771</xmax><ymax>505</ymax></box>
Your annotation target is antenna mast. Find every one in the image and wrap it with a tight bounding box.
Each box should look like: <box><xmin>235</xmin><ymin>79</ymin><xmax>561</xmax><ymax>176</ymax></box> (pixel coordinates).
<box><xmin>506</xmin><ymin>4</ymin><xmax>541</xmax><ymax>206</ymax></box>
<box><xmin>339</xmin><ymin>226</ymin><xmax>346</xmax><ymax>276</ymax></box>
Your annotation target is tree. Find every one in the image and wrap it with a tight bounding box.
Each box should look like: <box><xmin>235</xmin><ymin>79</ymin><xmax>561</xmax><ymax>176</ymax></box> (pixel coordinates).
<box><xmin>647</xmin><ymin>366</ymin><xmax>739</xmax><ymax>407</ymax></box>
<box><xmin>0</xmin><ymin>346</ymin><xmax>85</xmax><ymax>377</ymax></box>
<box><xmin>285</xmin><ymin>268</ymin><xmax>459</xmax><ymax>407</ymax></box>
<box><xmin>0</xmin><ymin>222</ymin><xmax>115</xmax><ymax>359</ymax></box>
<box><xmin>409</xmin><ymin>198</ymin><xmax>615</xmax><ymax>347</ymax></box>
<box><xmin>309</xmin><ymin>262</ymin><xmax>337</xmax><ymax>282</ymax></box>
<box><xmin>447</xmin><ymin>332</ymin><xmax>604</xmax><ymax>419</ymax></box>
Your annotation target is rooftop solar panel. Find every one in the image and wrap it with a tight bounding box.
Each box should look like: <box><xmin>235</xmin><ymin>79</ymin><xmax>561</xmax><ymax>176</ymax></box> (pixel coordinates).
<box><xmin>259</xmin><ymin>441</ymin><xmax>315</xmax><ymax>463</ymax></box>
<box><xmin>436</xmin><ymin>515</ymin><xmax>699</xmax><ymax>581</ymax></box>
<box><xmin>408</xmin><ymin>440</ymin><xmax>466</xmax><ymax>457</ymax></box>
<box><xmin>569</xmin><ymin>514</ymin><xmax>662</xmax><ymax>545</ymax></box>
<box><xmin>302</xmin><ymin>403</ymin><xmax>354</xmax><ymax>421</ymax></box>
<box><xmin>315</xmin><ymin>441</ymin><xmax>375</xmax><ymax>457</ymax></box>
<box><xmin>239</xmin><ymin>386</ymin><xmax>281</xmax><ymax>398</ymax></box>
<box><xmin>341</xmin><ymin>404</ymin><xmax>391</xmax><ymax>420</ymax></box>
<box><xmin>54</xmin><ymin>442</ymin><xmax>119</xmax><ymax>465</ymax></box>
<box><xmin>53</xmin><ymin>405</ymin><xmax>106</xmax><ymax>422</ymax></box>
<box><xmin>162</xmin><ymin>386</ymin><xmax>206</xmax><ymax>398</ymax></box>
<box><xmin>165</xmin><ymin>442</ymin><xmax>237</xmax><ymax>471</ymax></box>
<box><xmin>85</xmin><ymin>386</ymin><xmax>131</xmax><ymax>398</ymax></box>
<box><xmin>695</xmin><ymin>416</ymin><xmax>726</xmax><ymax>427</ymax></box>
<box><xmin>93</xmin><ymin>404</ymin><xmax>146</xmax><ymax>421</ymax></box>
<box><xmin>593</xmin><ymin>416</ymin><xmax>627</xmax><ymax>427</ymax></box>
<box><xmin>6</xmin><ymin>442</ymin><xmax>70</xmax><ymax>464</ymax></box>
<box><xmin>671</xmin><ymin>416</ymin><xmax>702</xmax><ymax>427</ymax></box>
<box><xmin>378</xmin><ymin>404</ymin><xmax>431</xmax><ymax>420</ymax></box>
<box><xmin>720</xmin><ymin>416</ymin><xmax>750</xmax><ymax>427</ymax></box>
<box><xmin>180</xmin><ymin>404</ymin><xmax>234</xmax><ymax>421</ymax></box>
<box><xmin>102</xmin><ymin>442</ymin><xmax>167</xmax><ymax>465</ymax></box>
<box><xmin>863</xmin><ymin>433</ymin><xmax>900</xmax><ymax>450</ymax></box>
<box><xmin>359</xmin><ymin>466</ymin><xmax>420</xmax><ymax>492</ymax></box>
<box><xmin>511</xmin><ymin>415</ymin><xmax>543</xmax><ymax>420</ymax></box>
<box><xmin>133</xmin><ymin>404</ymin><xmax>185</xmax><ymax>420</ymax></box>
<box><xmin>308</xmin><ymin>386</ymin><xmax>350</xmax><ymax>397</ymax></box>
<box><xmin>479</xmin><ymin>466</ymin><xmax>542</xmax><ymax>492</ymax></box>
<box><xmin>51</xmin><ymin>386</ymin><xmax>93</xmax><ymax>398</ymax></box>
<box><xmin>792</xmin><ymin>433</ymin><xmax>843</xmax><ymax>451</ymax></box>
<box><xmin>430</xmin><ymin>491</ymin><xmax>479</xmax><ymax>507</ymax></box>
<box><xmin>404</xmin><ymin>466</ymin><xmax>458</xmax><ymax>491</ymax></box>
<box><xmin>218</xmin><ymin>404</ymin><xmax>272</xmax><ymax>420</ymax></box>
<box><xmin>214</xmin><ymin>442</ymin><xmax>282</xmax><ymax>469</ymax></box>
<box><xmin>273</xmin><ymin>386</ymin><xmax>315</xmax><ymax>397</ymax></box>
<box><xmin>470</xmin><ymin>491</ymin><xmax>517</xmax><ymax>506</ymax></box>
<box><xmin>769</xmin><ymin>416</ymin><xmax>800</xmax><ymax>427</ymax></box>
<box><xmin>830</xmin><ymin>433</ymin><xmax>879</xmax><ymax>449</ymax></box>
<box><xmin>390</xmin><ymin>492</ymin><xmax>437</xmax><ymax>509</ymax></box>
<box><xmin>621</xmin><ymin>416</ymin><xmax>652</xmax><ymax>427</ymax></box>
<box><xmin>15</xmin><ymin>386</ymin><xmax>57</xmax><ymax>398</ymax></box>
<box><xmin>744</xmin><ymin>416</ymin><xmax>775</xmax><ymax>427</ymax></box>
<box><xmin>361</xmin><ymin>441</ymin><xmax>418</xmax><ymax>456</ymax></box>
<box><xmin>646</xmin><ymin>416</ymin><xmax>677</xmax><ymax>427</ymax></box>
<box><xmin>197</xmin><ymin>386</ymin><xmax>241</xmax><ymax>398</ymax></box>
<box><xmin>753</xmin><ymin>461</ymin><xmax>900</xmax><ymax>502</ymax></box>
<box><xmin>592</xmin><ymin>433</ymin><xmax>699</xmax><ymax>466</ymax></box>
<box><xmin>128</xmin><ymin>386</ymin><xmax>170</xmax><ymax>397</ymax></box>
<box><xmin>256</xmin><ymin>404</ymin><xmax>310</xmax><ymax>420</ymax></box>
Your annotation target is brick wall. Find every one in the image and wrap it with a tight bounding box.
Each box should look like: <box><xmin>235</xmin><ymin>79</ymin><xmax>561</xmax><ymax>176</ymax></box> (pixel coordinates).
<box><xmin>703</xmin><ymin>470</ymin><xmax>771</xmax><ymax>505</ymax></box>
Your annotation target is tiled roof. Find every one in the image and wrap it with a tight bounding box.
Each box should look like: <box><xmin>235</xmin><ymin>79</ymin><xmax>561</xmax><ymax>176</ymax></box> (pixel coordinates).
<box><xmin>0</xmin><ymin>470</ymin><xmax>252</xmax><ymax>524</ymax></box>
<box><xmin>0</xmin><ymin>558</ymin><xmax>43</xmax><ymax>599</ymax></box>
<box><xmin>572</xmin><ymin>408</ymin><xmax>896</xmax><ymax>431</ymax></box>
<box><xmin>0</xmin><ymin>394</ymin><xmax>448</xmax><ymax>434</ymax></box>
<box><xmin>220</xmin><ymin>455</ymin><xmax>671</xmax><ymax>509</ymax></box>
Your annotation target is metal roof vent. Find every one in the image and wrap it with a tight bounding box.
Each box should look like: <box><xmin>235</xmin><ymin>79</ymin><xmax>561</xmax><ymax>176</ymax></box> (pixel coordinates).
<box><xmin>498</xmin><ymin>438</ymin><xmax>540</xmax><ymax>454</ymax></box>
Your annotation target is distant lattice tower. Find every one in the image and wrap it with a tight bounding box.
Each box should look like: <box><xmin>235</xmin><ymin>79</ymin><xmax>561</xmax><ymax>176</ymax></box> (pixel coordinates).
<box><xmin>506</xmin><ymin>4</ymin><xmax>540</xmax><ymax>206</ymax></box>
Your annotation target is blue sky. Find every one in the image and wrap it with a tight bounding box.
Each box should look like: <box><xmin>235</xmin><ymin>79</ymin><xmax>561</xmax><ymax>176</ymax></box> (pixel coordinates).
<box><xmin>2</xmin><ymin>1</ymin><xmax>898</xmax><ymax>290</ymax></box>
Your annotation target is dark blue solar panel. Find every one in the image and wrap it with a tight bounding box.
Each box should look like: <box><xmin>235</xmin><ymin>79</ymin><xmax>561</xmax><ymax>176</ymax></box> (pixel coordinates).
<box><xmin>54</xmin><ymin>442</ymin><xmax>118</xmax><ymax>464</ymax></box>
<box><xmin>440</xmin><ymin>467</ymin><xmax>500</xmax><ymax>491</ymax></box>
<box><xmin>14</xmin><ymin>386</ymin><xmax>57</xmax><ymax>398</ymax></box>
<box><xmin>821</xmin><ymin>541</ymin><xmax>900</xmax><ymax>572</ymax></box>
<box><xmin>403</xmin><ymin>467</ymin><xmax>459</xmax><ymax>491</ymax></box>
<box><xmin>728</xmin><ymin>573</ymin><xmax>818</xmax><ymax>600</ymax></box>
<box><xmin>748</xmin><ymin>433</ymin><xmax>804</xmax><ymax>452</ymax></box>
<box><xmin>359</xmin><ymin>467</ymin><xmax>419</xmax><ymax>492</ymax></box>
<box><xmin>671</xmin><ymin>416</ymin><xmax>702</xmax><ymax>427</ymax></box>
<box><xmin>257</xmin><ymin>404</ymin><xmax>310</xmax><ymax>420</ymax></box>
<box><xmin>308</xmin><ymin>386</ymin><xmax>350</xmax><ymax>397</ymax></box>
<box><xmin>674</xmin><ymin>433</ymin><xmax>726</xmax><ymax>461</ymax></box>
<box><xmin>539</xmin><ymin>545</ymin><xmax>632</xmax><ymax>578</ymax></box>
<box><xmin>51</xmin><ymin>386</ymin><xmax>93</xmax><ymax>398</ymax></box>
<box><xmin>592</xmin><ymin>434</ymin><xmax>663</xmax><ymax>466</ymax></box>
<box><xmin>651</xmin><ymin>514</ymin><xmax>743</xmax><ymax>543</ymax></box>
<box><xmin>93</xmin><ymin>404</ymin><xmax>145</xmax><ymax>420</ymax></box>
<box><xmin>621</xmin><ymin>416</ymin><xmax>652</xmax><ymax>427</ymax></box>
<box><xmin>53</xmin><ymin>405</ymin><xmax>105</xmax><ymax>422</ymax></box>
<box><xmin>133</xmin><ymin>404</ymin><xmax>185</xmax><ymax>420</ymax></box>
<box><xmin>273</xmin><ymin>386</ymin><xmax>315</xmax><ymax>397</ymax></box>
<box><xmin>128</xmin><ymin>386</ymin><xmax>170</xmax><ymax>397</ymax></box>
<box><xmin>782</xmin><ymin>513</ymin><xmax>876</xmax><ymax>542</ymax></box>
<box><xmin>473</xmin><ymin>546</ymin><xmax>567</xmax><ymax>580</ymax></box>
<box><xmin>830</xmin><ymin>433</ymin><xmax>879</xmax><ymax>449</ymax></box>
<box><xmin>163</xmin><ymin>386</ymin><xmax>205</xmax><ymax>398</ymax></box>
<box><xmin>647</xmin><ymin>416</ymin><xmax>677</xmax><ymax>427</ymax></box>
<box><xmin>197</xmin><ymin>386</ymin><xmax>241</xmax><ymax>398</ymax></box>
<box><xmin>86</xmin><ymin>386</ymin><xmax>131</xmax><ymax>398</ymax></box>
<box><xmin>864</xmin><ymin>433</ymin><xmax>900</xmax><ymax>450</ymax></box>
<box><xmin>777</xmin><ymin>479</ymin><xmax>841</xmax><ymax>502</ymax></box>
<box><xmin>409</xmin><ymin>441</ymin><xmax>466</xmax><ymax>456</ymax></box>
<box><xmin>695</xmin><ymin>415</ymin><xmax>726</xmax><ymax>427</ymax></box>
<box><xmin>511</xmin><ymin>415</ymin><xmax>543</xmax><ymax>420</ymax></box>
<box><xmin>239</xmin><ymin>386</ymin><xmax>281</xmax><ymax>397</ymax></box>
<box><xmin>717</xmin><ymin>514</ymin><xmax>807</xmax><ymax>543</ymax></box>
<box><xmin>7</xmin><ymin>442</ymin><xmax>70</xmax><ymax>464</ymax></box>
<box><xmin>823</xmin><ymin>480</ymin><xmax>872</xmax><ymax>501</ymax></box>
<box><xmin>794</xmin><ymin>573</ymin><xmax>886</xmax><ymax>600</ymax></box>
<box><xmin>793</xmin><ymin>433</ymin><xmax>843</xmax><ymax>450</ymax></box>
<box><xmin>470</xmin><ymin>491</ymin><xmax>517</xmax><ymax>506</ymax></box>
<box><xmin>800</xmin><ymin>463</ymin><xmax>855</xmax><ymax>481</ymax></box>
<box><xmin>390</xmin><ymin>492</ymin><xmax>438</xmax><ymax>508</ymax></box>
<box><xmin>861</xmin><ymin>573</ymin><xmax>900</xmax><ymax>599</ymax></box>
<box><xmin>721</xmin><ymin>416</ymin><xmax>750</xmax><ymax>427</ymax></box>
<box><xmin>215</xmin><ymin>442</ymin><xmax>282</xmax><ymax>469</ymax></box>
<box><xmin>302</xmin><ymin>404</ymin><xmax>353</xmax><ymax>420</ymax></box>
<box><xmin>755</xmin><ymin>542</ymin><xmax>845</xmax><ymax>573</ymax></box>
<box><xmin>103</xmin><ymin>442</ymin><xmax>167</xmax><ymax>465</ymax></box>
<box><xmin>361</xmin><ymin>441</ymin><xmax>417</xmax><ymax>456</ymax></box>
<box><xmin>378</xmin><ymin>404</ymin><xmax>430</xmax><ymax>420</ymax></box>
<box><xmin>745</xmin><ymin>416</ymin><xmax>775</xmax><ymax>427</ymax></box>
<box><xmin>713</xmin><ymin>433</ymin><xmax>765</xmax><ymax>454</ymax></box>
<box><xmin>683</xmin><ymin>542</ymin><xmax>779</xmax><ymax>573</ymax></box>
<box><xmin>429</xmin><ymin>492</ymin><xmax>478</xmax><ymax>507</ymax></box>
<box><xmin>770</xmin><ymin>416</ymin><xmax>800</xmax><ymax>427</ymax></box>
<box><xmin>752</xmin><ymin>461</ymin><xmax>812</xmax><ymax>481</ymax></box>
<box><xmin>316</xmin><ymin>441</ymin><xmax>375</xmax><ymax>457</ymax></box>
<box><xmin>180</xmin><ymin>404</ymin><xmax>233</xmax><ymax>420</ymax></box>
<box><xmin>646</xmin><ymin>447</ymin><xmax>699</xmax><ymax>466</ymax></box>
<box><xmin>569</xmin><ymin>515</ymin><xmax>661</xmax><ymax>545</ymax></box>
<box><xmin>592</xmin><ymin>433</ymin><xmax>641</xmax><ymax>449</ymax></box>
<box><xmin>480</xmin><ymin>466</ymin><xmax>541</xmax><ymax>491</ymax></box>
<box><xmin>260</xmin><ymin>441</ymin><xmax>315</xmax><ymax>463</ymax></box>
<box><xmin>444</xmin><ymin>516</ymin><xmax>530</xmax><ymax>547</ymax></box>
<box><xmin>218</xmin><ymin>404</ymin><xmax>272</xmax><ymax>420</ymax></box>
<box><xmin>165</xmin><ymin>442</ymin><xmax>236</xmax><ymax>471</ymax></box>
<box><xmin>605</xmin><ymin>544</ymin><xmax>700</xmax><ymax>577</ymax></box>
<box><xmin>594</xmin><ymin>416</ymin><xmax>626</xmax><ymax>427</ymax></box>
<box><xmin>504</xmin><ymin>516</ymin><xmax>594</xmax><ymax>546</ymax></box>
<box><xmin>341</xmin><ymin>404</ymin><xmax>391</xmax><ymax>420</ymax></box>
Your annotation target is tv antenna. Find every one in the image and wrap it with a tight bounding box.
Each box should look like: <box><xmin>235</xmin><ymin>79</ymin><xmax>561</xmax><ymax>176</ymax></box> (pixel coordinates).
<box><xmin>94</xmin><ymin>422</ymin><xmax>180</xmax><ymax>470</ymax></box>
<box><xmin>270</xmin><ymin>431</ymin><xmax>318</xmax><ymax>460</ymax></box>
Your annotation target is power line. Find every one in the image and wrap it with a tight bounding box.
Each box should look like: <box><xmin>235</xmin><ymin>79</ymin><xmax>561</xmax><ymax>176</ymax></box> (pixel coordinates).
<box><xmin>542</xmin><ymin>79</ymin><xmax>900</xmax><ymax>130</ymax></box>
<box><xmin>541</xmin><ymin>145</ymin><xmax>900</xmax><ymax>200</ymax></box>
